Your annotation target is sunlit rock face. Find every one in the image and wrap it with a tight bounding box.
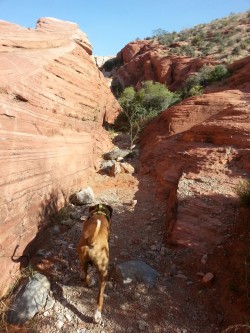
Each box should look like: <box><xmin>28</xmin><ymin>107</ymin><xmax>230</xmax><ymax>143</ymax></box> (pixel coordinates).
<box><xmin>0</xmin><ymin>17</ymin><xmax>120</xmax><ymax>297</ymax></box>
<box><xmin>116</xmin><ymin>40</ymin><xmax>220</xmax><ymax>90</ymax></box>
<box><xmin>140</xmin><ymin>56</ymin><xmax>250</xmax><ymax>253</ymax></box>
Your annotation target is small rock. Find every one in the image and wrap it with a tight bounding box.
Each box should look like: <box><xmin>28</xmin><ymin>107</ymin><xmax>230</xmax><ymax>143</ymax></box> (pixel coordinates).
<box><xmin>55</xmin><ymin>239</ymin><xmax>68</xmax><ymax>246</ymax></box>
<box><xmin>169</xmin><ymin>264</ymin><xmax>178</xmax><ymax>276</ymax></box>
<box><xmin>120</xmin><ymin>162</ymin><xmax>135</xmax><ymax>174</ymax></box>
<box><xmin>65</xmin><ymin>313</ymin><xmax>72</xmax><ymax>321</ymax></box>
<box><xmin>202</xmin><ymin>272</ymin><xmax>215</xmax><ymax>284</ymax></box>
<box><xmin>129</xmin><ymin>199</ymin><xmax>137</xmax><ymax>207</ymax></box>
<box><xmin>60</xmin><ymin>218</ymin><xmax>75</xmax><ymax>227</ymax></box>
<box><xmin>201</xmin><ymin>254</ymin><xmax>208</xmax><ymax>264</ymax></box>
<box><xmin>160</xmin><ymin>247</ymin><xmax>166</xmax><ymax>256</ymax></box>
<box><xmin>109</xmin><ymin>162</ymin><xmax>122</xmax><ymax>176</ymax></box>
<box><xmin>51</xmin><ymin>225</ymin><xmax>60</xmax><ymax>234</ymax></box>
<box><xmin>174</xmin><ymin>274</ymin><xmax>188</xmax><ymax>280</ymax></box>
<box><xmin>186</xmin><ymin>281</ymin><xmax>194</xmax><ymax>286</ymax></box>
<box><xmin>44</xmin><ymin>295</ymin><xmax>55</xmax><ymax>311</ymax></box>
<box><xmin>138</xmin><ymin>320</ymin><xmax>148</xmax><ymax>331</ymax></box>
<box><xmin>150</xmin><ymin>245</ymin><xmax>157</xmax><ymax>251</ymax></box>
<box><xmin>100</xmin><ymin>160</ymin><xmax>115</xmax><ymax>174</ymax></box>
<box><xmin>70</xmin><ymin>211</ymin><xmax>81</xmax><ymax>220</ymax></box>
<box><xmin>56</xmin><ymin>320</ymin><xmax>64</xmax><ymax>329</ymax></box>
<box><xmin>36</xmin><ymin>249</ymin><xmax>47</xmax><ymax>257</ymax></box>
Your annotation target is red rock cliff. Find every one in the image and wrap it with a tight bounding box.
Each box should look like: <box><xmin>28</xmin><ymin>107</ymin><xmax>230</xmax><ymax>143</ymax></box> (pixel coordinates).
<box><xmin>0</xmin><ymin>18</ymin><xmax>120</xmax><ymax>297</ymax></box>
<box><xmin>140</xmin><ymin>56</ymin><xmax>250</xmax><ymax>253</ymax></box>
<box><xmin>116</xmin><ymin>40</ymin><xmax>220</xmax><ymax>90</ymax></box>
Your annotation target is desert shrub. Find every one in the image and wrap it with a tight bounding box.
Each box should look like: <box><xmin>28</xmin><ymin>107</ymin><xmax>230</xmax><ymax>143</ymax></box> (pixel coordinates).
<box><xmin>191</xmin><ymin>34</ymin><xmax>205</xmax><ymax>46</ymax></box>
<box><xmin>240</xmin><ymin>41</ymin><xmax>248</xmax><ymax>50</ymax></box>
<box><xmin>179</xmin><ymin>45</ymin><xmax>196</xmax><ymax>57</ymax></box>
<box><xmin>209</xmin><ymin>64</ymin><xmax>229</xmax><ymax>81</ymax></box>
<box><xmin>232</xmin><ymin>46</ymin><xmax>240</xmax><ymax>55</ymax></box>
<box><xmin>227</xmin><ymin>39</ymin><xmax>234</xmax><ymax>47</ymax></box>
<box><xmin>152</xmin><ymin>29</ymin><xmax>178</xmax><ymax>45</ymax></box>
<box><xmin>102</xmin><ymin>58</ymin><xmax>122</xmax><ymax>72</ymax></box>
<box><xmin>181</xmin><ymin>64</ymin><xmax>229</xmax><ymax>98</ymax></box>
<box><xmin>235</xmin><ymin>179</ymin><xmax>250</xmax><ymax>207</ymax></box>
<box><xmin>186</xmin><ymin>84</ymin><xmax>204</xmax><ymax>97</ymax></box>
<box><xmin>115</xmin><ymin>81</ymin><xmax>180</xmax><ymax>146</ymax></box>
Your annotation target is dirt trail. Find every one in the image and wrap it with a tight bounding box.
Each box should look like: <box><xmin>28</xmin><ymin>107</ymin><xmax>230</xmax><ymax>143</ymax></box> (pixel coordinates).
<box><xmin>4</xmin><ymin>145</ymin><xmax>249</xmax><ymax>333</ymax></box>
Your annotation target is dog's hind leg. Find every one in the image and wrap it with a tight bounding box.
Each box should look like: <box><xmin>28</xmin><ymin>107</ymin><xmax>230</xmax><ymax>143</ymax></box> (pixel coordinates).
<box><xmin>94</xmin><ymin>269</ymin><xmax>108</xmax><ymax>324</ymax></box>
<box><xmin>79</xmin><ymin>247</ymin><xmax>92</xmax><ymax>287</ymax></box>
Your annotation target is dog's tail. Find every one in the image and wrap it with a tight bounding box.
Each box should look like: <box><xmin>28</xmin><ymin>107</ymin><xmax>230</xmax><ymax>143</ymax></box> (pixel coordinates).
<box><xmin>88</xmin><ymin>219</ymin><xmax>101</xmax><ymax>246</ymax></box>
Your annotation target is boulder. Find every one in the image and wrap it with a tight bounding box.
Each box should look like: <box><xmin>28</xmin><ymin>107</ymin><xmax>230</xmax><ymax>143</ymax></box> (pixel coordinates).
<box><xmin>103</xmin><ymin>148</ymin><xmax>131</xmax><ymax>161</ymax></box>
<box><xmin>7</xmin><ymin>272</ymin><xmax>51</xmax><ymax>324</ymax></box>
<box><xmin>70</xmin><ymin>187</ymin><xmax>95</xmax><ymax>205</ymax></box>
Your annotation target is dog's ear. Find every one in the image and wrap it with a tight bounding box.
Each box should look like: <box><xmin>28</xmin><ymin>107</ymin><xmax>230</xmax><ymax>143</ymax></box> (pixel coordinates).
<box><xmin>104</xmin><ymin>205</ymin><xmax>113</xmax><ymax>218</ymax></box>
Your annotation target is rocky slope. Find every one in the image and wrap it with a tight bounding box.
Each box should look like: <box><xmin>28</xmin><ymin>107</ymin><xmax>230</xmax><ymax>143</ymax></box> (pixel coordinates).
<box><xmin>107</xmin><ymin>11</ymin><xmax>249</xmax><ymax>92</ymax></box>
<box><xmin>0</xmin><ymin>17</ymin><xmax>120</xmax><ymax>297</ymax></box>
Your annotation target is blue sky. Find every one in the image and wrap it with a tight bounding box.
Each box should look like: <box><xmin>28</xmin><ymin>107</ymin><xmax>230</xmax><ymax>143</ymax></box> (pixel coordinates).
<box><xmin>0</xmin><ymin>0</ymin><xmax>249</xmax><ymax>55</ymax></box>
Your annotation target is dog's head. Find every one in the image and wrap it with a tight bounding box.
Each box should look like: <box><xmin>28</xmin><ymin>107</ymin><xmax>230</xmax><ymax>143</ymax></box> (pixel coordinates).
<box><xmin>88</xmin><ymin>204</ymin><xmax>113</xmax><ymax>221</ymax></box>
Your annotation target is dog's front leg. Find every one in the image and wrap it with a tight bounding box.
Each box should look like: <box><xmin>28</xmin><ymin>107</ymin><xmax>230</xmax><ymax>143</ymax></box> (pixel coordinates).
<box><xmin>94</xmin><ymin>270</ymin><xmax>107</xmax><ymax>324</ymax></box>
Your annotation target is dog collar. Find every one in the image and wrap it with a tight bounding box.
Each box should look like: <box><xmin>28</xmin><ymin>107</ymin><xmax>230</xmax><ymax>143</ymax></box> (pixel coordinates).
<box><xmin>92</xmin><ymin>204</ymin><xmax>111</xmax><ymax>222</ymax></box>
<box><xmin>93</xmin><ymin>211</ymin><xmax>111</xmax><ymax>222</ymax></box>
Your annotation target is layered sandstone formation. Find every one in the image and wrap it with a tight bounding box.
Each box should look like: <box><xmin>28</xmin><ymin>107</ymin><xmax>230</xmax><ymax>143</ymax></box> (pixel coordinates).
<box><xmin>140</xmin><ymin>56</ymin><xmax>250</xmax><ymax>253</ymax></box>
<box><xmin>116</xmin><ymin>40</ymin><xmax>220</xmax><ymax>90</ymax></box>
<box><xmin>0</xmin><ymin>18</ymin><xmax>120</xmax><ymax>297</ymax></box>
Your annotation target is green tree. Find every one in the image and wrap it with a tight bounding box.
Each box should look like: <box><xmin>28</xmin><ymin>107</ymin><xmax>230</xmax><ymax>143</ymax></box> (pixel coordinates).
<box><xmin>115</xmin><ymin>81</ymin><xmax>180</xmax><ymax>147</ymax></box>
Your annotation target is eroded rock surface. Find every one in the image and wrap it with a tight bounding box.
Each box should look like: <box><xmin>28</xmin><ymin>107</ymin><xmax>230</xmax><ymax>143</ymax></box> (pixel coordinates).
<box><xmin>0</xmin><ymin>17</ymin><xmax>120</xmax><ymax>297</ymax></box>
<box><xmin>116</xmin><ymin>40</ymin><xmax>220</xmax><ymax>90</ymax></box>
<box><xmin>140</xmin><ymin>56</ymin><xmax>250</xmax><ymax>253</ymax></box>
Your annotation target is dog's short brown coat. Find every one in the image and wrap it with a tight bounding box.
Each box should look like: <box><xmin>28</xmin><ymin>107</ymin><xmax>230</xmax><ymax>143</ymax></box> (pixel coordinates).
<box><xmin>77</xmin><ymin>204</ymin><xmax>113</xmax><ymax>323</ymax></box>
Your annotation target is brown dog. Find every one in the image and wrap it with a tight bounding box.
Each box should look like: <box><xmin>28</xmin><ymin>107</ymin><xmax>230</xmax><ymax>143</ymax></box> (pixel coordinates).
<box><xmin>77</xmin><ymin>203</ymin><xmax>113</xmax><ymax>323</ymax></box>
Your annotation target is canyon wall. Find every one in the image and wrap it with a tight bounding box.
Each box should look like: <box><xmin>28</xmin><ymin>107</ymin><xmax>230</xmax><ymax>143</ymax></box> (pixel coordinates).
<box><xmin>0</xmin><ymin>18</ymin><xmax>120</xmax><ymax>297</ymax></box>
<box><xmin>116</xmin><ymin>40</ymin><xmax>220</xmax><ymax>90</ymax></box>
<box><xmin>140</xmin><ymin>56</ymin><xmax>250</xmax><ymax>253</ymax></box>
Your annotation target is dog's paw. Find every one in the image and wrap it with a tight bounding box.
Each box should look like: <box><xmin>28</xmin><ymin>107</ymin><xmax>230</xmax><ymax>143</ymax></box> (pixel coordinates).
<box><xmin>93</xmin><ymin>309</ymin><xmax>102</xmax><ymax>324</ymax></box>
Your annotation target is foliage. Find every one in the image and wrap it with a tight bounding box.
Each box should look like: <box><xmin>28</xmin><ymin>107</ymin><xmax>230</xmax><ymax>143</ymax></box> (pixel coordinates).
<box><xmin>152</xmin><ymin>29</ymin><xmax>176</xmax><ymax>45</ymax></box>
<box><xmin>232</xmin><ymin>46</ymin><xmax>240</xmax><ymax>56</ymax></box>
<box><xmin>181</xmin><ymin>64</ymin><xmax>229</xmax><ymax>98</ymax></box>
<box><xmin>115</xmin><ymin>81</ymin><xmax>180</xmax><ymax>147</ymax></box>
<box><xmin>102</xmin><ymin>57</ymin><xmax>122</xmax><ymax>72</ymax></box>
<box><xmin>235</xmin><ymin>179</ymin><xmax>250</xmax><ymax>207</ymax></box>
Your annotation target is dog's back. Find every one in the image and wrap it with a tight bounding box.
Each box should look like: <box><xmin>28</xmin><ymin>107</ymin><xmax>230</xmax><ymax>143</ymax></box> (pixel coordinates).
<box><xmin>78</xmin><ymin>214</ymin><xmax>110</xmax><ymax>248</ymax></box>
